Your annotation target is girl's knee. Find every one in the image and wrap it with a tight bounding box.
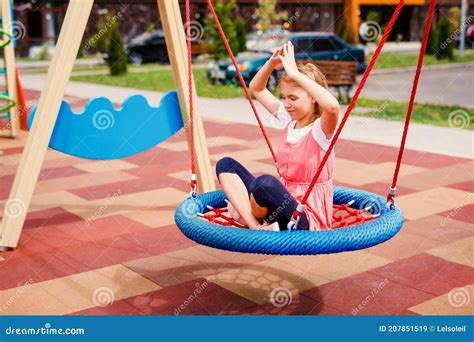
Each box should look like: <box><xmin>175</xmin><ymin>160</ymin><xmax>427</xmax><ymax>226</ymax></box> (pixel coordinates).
<box><xmin>249</xmin><ymin>174</ymin><xmax>280</xmax><ymax>206</ymax></box>
<box><xmin>252</xmin><ymin>174</ymin><xmax>280</xmax><ymax>190</ymax></box>
<box><xmin>216</xmin><ymin>157</ymin><xmax>237</xmax><ymax>177</ymax></box>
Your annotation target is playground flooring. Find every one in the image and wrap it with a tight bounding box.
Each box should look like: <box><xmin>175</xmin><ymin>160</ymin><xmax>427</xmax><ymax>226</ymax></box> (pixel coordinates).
<box><xmin>0</xmin><ymin>89</ymin><xmax>472</xmax><ymax>316</ymax></box>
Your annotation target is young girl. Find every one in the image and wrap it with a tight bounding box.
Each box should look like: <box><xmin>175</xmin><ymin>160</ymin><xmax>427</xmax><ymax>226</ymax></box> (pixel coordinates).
<box><xmin>216</xmin><ymin>41</ymin><xmax>339</xmax><ymax>231</ymax></box>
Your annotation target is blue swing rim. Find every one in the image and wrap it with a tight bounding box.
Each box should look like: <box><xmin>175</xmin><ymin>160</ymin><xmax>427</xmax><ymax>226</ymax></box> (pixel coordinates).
<box><xmin>174</xmin><ymin>186</ymin><xmax>404</xmax><ymax>255</ymax></box>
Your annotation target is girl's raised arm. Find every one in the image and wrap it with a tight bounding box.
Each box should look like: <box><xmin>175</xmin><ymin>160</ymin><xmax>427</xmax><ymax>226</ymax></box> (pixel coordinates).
<box><xmin>249</xmin><ymin>49</ymin><xmax>283</xmax><ymax>117</ymax></box>
<box><xmin>278</xmin><ymin>42</ymin><xmax>339</xmax><ymax>139</ymax></box>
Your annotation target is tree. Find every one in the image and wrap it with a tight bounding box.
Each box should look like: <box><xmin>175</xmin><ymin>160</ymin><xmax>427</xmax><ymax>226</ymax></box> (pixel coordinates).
<box><xmin>93</xmin><ymin>14</ymin><xmax>113</xmax><ymax>54</ymax></box>
<box><xmin>335</xmin><ymin>19</ymin><xmax>356</xmax><ymax>44</ymax></box>
<box><xmin>234</xmin><ymin>17</ymin><xmax>247</xmax><ymax>53</ymax></box>
<box><xmin>203</xmin><ymin>0</ymin><xmax>239</xmax><ymax>61</ymax></box>
<box><xmin>255</xmin><ymin>0</ymin><xmax>287</xmax><ymax>33</ymax></box>
<box><xmin>449</xmin><ymin>7</ymin><xmax>461</xmax><ymax>30</ymax></box>
<box><xmin>437</xmin><ymin>16</ymin><xmax>454</xmax><ymax>60</ymax></box>
<box><xmin>426</xmin><ymin>22</ymin><xmax>438</xmax><ymax>55</ymax></box>
<box><xmin>107</xmin><ymin>20</ymin><xmax>128</xmax><ymax>75</ymax></box>
<box><xmin>365</xmin><ymin>9</ymin><xmax>383</xmax><ymax>45</ymax></box>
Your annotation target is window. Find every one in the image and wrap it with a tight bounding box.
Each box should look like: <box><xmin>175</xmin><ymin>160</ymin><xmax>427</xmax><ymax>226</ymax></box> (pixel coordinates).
<box><xmin>293</xmin><ymin>38</ymin><xmax>314</xmax><ymax>53</ymax></box>
<box><xmin>311</xmin><ymin>38</ymin><xmax>335</xmax><ymax>52</ymax></box>
<box><xmin>27</xmin><ymin>11</ymin><xmax>42</xmax><ymax>38</ymax></box>
<box><xmin>330</xmin><ymin>38</ymin><xmax>344</xmax><ymax>50</ymax></box>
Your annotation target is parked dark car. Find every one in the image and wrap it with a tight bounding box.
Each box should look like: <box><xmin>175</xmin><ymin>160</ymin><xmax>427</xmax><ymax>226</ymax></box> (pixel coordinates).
<box><xmin>126</xmin><ymin>30</ymin><xmax>169</xmax><ymax>65</ymax></box>
<box><xmin>207</xmin><ymin>32</ymin><xmax>367</xmax><ymax>88</ymax></box>
<box><xmin>100</xmin><ymin>30</ymin><xmax>206</xmax><ymax>65</ymax></box>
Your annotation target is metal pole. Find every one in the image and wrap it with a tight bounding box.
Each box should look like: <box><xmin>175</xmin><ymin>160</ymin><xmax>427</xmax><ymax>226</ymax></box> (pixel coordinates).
<box><xmin>460</xmin><ymin>0</ymin><xmax>467</xmax><ymax>59</ymax></box>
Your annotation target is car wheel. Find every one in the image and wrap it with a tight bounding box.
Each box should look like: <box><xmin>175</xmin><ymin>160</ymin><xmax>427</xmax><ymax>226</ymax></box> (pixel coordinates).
<box><xmin>267</xmin><ymin>72</ymin><xmax>278</xmax><ymax>91</ymax></box>
<box><xmin>129</xmin><ymin>52</ymin><xmax>144</xmax><ymax>65</ymax></box>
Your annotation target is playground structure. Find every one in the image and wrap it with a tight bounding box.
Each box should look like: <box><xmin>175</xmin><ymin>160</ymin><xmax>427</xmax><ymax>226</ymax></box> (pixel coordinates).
<box><xmin>0</xmin><ymin>0</ymin><xmax>215</xmax><ymax>249</ymax></box>
<box><xmin>0</xmin><ymin>0</ymin><xmax>26</xmax><ymax>139</ymax></box>
<box><xmin>0</xmin><ymin>0</ymin><xmax>469</xmax><ymax>322</ymax></box>
<box><xmin>1</xmin><ymin>0</ymin><xmax>434</xmax><ymax>254</ymax></box>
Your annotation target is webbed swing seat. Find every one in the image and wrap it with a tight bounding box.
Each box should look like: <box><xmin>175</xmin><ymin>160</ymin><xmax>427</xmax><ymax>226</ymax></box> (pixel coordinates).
<box><xmin>175</xmin><ymin>187</ymin><xmax>404</xmax><ymax>255</ymax></box>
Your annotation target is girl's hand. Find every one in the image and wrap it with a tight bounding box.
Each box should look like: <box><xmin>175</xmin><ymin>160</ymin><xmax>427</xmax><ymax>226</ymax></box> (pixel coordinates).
<box><xmin>277</xmin><ymin>41</ymin><xmax>299</xmax><ymax>79</ymax></box>
<box><xmin>268</xmin><ymin>47</ymin><xmax>284</xmax><ymax>70</ymax></box>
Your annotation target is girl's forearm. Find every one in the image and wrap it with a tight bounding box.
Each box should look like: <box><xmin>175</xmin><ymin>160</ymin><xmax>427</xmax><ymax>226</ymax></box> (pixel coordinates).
<box><xmin>249</xmin><ymin>61</ymin><xmax>274</xmax><ymax>92</ymax></box>
<box><xmin>293</xmin><ymin>73</ymin><xmax>339</xmax><ymax>114</ymax></box>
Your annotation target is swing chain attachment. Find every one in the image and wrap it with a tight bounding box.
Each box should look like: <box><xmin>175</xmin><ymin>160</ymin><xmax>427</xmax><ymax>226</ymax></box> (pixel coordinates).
<box><xmin>190</xmin><ymin>174</ymin><xmax>198</xmax><ymax>198</ymax></box>
<box><xmin>287</xmin><ymin>203</ymin><xmax>306</xmax><ymax>231</ymax></box>
<box><xmin>386</xmin><ymin>186</ymin><xmax>396</xmax><ymax>210</ymax></box>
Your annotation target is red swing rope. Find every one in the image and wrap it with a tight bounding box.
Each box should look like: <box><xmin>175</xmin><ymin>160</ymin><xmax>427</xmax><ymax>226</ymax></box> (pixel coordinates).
<box><xmin>186</xmin><ymin>0</ymin><xmax>197</xmax><ymax>196</ymax></box>
<box><xmin>205</xmin><ymin>0</ymin><xmax>279</xmax><ymax>166</ymax></box>
<box><xmin>387</xmin><ymin>0</ymin><xmax>437</xmax><ymax>207</ymax></box>
<box><xmin>185</xmin><ymin>0</ymin><xmax>434</xmax><ymax>230</ymax></box>
<box><xmin>289</xmin><ymin>0</ymin><xmax>407</xmax><ymax>227</ymax></box>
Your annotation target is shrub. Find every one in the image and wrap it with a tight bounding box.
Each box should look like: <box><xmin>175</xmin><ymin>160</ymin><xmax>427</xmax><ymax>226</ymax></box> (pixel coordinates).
<box><xmin>234</xmin><ymin>17</ymin><xmax>247</xmax><ymax>53</ymax></box>
<box><xmin>437</xmin><ymin>16</ymin><xmax>454</xmax><ymax>60</ymax></box>
<box><xmin>107</xmin><ymin>20</ymin><xmax>128</xmax><ymax>75</ymax></box>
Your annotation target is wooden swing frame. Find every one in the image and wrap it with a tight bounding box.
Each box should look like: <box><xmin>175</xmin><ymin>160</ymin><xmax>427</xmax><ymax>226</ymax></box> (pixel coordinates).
<box><xmin>0</xmin><ymin>0</ymin><xmax>215</xmax><ymax>249</ymax></box>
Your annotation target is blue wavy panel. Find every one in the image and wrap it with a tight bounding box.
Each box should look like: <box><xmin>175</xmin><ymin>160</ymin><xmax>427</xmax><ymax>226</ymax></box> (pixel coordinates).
<box><xmin>28</xmin><ymin>90</ymin><xmax>184</xmax><ymax>160</ymax></box>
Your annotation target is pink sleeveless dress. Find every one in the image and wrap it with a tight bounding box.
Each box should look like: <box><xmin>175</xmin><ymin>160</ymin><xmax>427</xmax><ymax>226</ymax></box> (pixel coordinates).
<box><xmin>276</xmin><ymin>120</ymin><xmax>335</xmax><ymax>230</ymax></box>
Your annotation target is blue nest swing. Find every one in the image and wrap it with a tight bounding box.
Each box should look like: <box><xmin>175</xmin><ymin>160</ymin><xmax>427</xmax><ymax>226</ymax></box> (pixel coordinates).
<box><xmin>175</xmin><ymin>187</ymin><xmax>404</xmax><ymax>256</ymax></box>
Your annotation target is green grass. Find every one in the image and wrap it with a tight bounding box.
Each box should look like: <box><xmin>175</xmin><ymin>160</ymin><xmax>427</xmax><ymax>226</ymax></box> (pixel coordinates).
<box><xmin>353</xmin><ymin>98</ymin><xmax>474</xmax><ymax>130</ymax></box>
<box><xmin>69</xmin><ymin>54</ymin><xmax>474</xmax><ymax>129</ymax></box>
<box><xmin>372</xmin><ymin>49</ymin><xmax>474</xmax><ymax>69</ymax></box>
<box><xmin>71</xmin><ymin>68</ymin><xmax>245</xmax><ymax>99</ymax></box>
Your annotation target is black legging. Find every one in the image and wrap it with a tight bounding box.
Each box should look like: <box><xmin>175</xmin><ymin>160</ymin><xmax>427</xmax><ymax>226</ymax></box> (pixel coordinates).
<box><xmin>216</xmin><ymin>157</ymin><xmax>309</xmax><ymax>231</ymax></box>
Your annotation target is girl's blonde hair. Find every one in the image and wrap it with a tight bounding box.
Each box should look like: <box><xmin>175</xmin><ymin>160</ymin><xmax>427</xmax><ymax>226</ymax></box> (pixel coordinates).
<box><xmin>278</xmin><ymin>62</ymin><xmax>328</xmax><ymax>118</ymax></box>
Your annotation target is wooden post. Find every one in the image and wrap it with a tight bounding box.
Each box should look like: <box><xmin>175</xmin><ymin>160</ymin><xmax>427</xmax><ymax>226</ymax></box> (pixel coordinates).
<box><xmin>157</xmin><ymin>0</ymin><xmax>215</xmax><ymax>194</ymax></box>
<box><xmin>1</xmin><ymin>0</ymin><xmax>19</xmax><ymax>137</ymax></box>
<box><xmin>0</xmin><ymin>0</ymin><xmax>93</xmax><ymax>248</ymax></box>
<box><xmin>1</xmin><ymin>0</ymin><xmax>215</xmax><ymax>249</ymax></box>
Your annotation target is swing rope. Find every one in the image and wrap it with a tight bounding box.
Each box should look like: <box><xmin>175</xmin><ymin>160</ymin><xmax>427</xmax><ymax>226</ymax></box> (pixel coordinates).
<box><xmin>184</xmin><ymin>0</ymin><xmax>434</xmax><ymax>230</ymax></box>
<box><xmin>287</xmin><ymin>0</ymin><xmax>408</xmax><ymax>229</ymax></box>
<box><xmin>204</xmin><ymin>0</ymin><xmax>279</xmax><ymax>166</ymax></box>
<box><xmin>186</xmin><ymin>0</ymin><xmax>198</xmax><ymax>197</ymax></box>
<box><xmin>387</xmin><ymin>0</ymin><xmax>437</xmax><ymax>208</ymax></box>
